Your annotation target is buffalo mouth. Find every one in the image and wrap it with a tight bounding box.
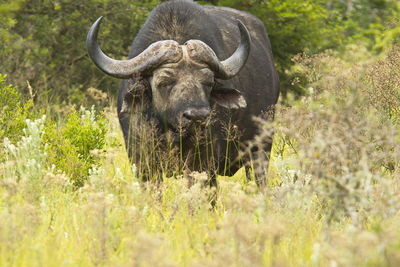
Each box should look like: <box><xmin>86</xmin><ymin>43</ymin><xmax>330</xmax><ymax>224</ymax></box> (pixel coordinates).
<box><xmin>170</xmin><ymin>126</ymin><xmax>189</xmax><ymax>144</ymax></box>
<box><xmin>167</xmin><ymin>123</ymin><xmax>211</xmax><ymax>145</ymax></box>
<box><xmin>164</xmin><ymin>111</ymin><xmax>214</xmax><ymax>144</ymax></box>
<box><xmin>163</xmin><ymin>120</ymin><xmax>189</xmax><ymax>144</ymax></box>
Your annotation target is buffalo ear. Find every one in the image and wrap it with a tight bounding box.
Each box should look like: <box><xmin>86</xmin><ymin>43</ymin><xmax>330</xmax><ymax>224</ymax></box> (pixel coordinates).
<box><xmin>211</xmin><ymin>87</ymin><xmax>247</xmax><ymax>109</ymax></box>
<box><xmin>120</xmin><ymin>74</ymin><xmax>151</xmax><ymax>113</ymax></box>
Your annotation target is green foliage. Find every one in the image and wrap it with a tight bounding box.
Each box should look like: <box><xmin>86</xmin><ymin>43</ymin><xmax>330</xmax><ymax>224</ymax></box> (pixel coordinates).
<box><xmin>0</xmin><ymin>1</ymin><xmax>25</xmax><ymax>55</ymax></box>
<box><xmin>0</xmin><ymin>74</ymin><xmax>33</xmax><ymax>147</ymax></box>
<box><xmin>326</xmin><ymin>0</ymin><xmax>400</xmax><ymax>49</ymax></box>
<box><xmin>43</xmin><ymin>107</ymin><xmax>107</xmax><ymax>186</ymax></box>
<box><xmin>1</xmin><ymin>0</ymin><xmax>398</xmax><ymax>99</ymax></box>
<box><xmin>215</xmin><ymin>0</ymin><xmax>399</xmax><ymax>96</ymax></box>
<box><xmin>0</xmin><ymin>0</ymin><xmax>159</xmax><ymax>104</ymax></box>
<box><xmin>214</xmin><ymin>0</ymin><xmax>340</xmax><ymax>96</ymax></box>
<box><xmin>221</xmin><ymin>0</ymin><xmax>333</xmax><ymax>67</ymax></box>
<box><xmin>63</xmin><ymin>107</ymin><xmax>107</xmax><ymax>162</ymax></box>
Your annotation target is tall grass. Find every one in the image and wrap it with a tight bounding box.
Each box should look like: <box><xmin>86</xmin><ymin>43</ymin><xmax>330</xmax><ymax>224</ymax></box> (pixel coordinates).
<box><xmin>0</xmin><ymin>45</ymin><xmax>399</xmax><ymax>266</ymax></box>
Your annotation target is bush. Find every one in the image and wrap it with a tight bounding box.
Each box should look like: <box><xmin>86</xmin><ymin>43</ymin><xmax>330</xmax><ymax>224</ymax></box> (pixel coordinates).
<box><xmin>275</xmin><ymin>92</ymin><xmax>399</xmax><ymax>222</ymax></box>
<box><xmin>0</xmin><ymin>0</ymin><xmax>158</xmax><ymax>104</ymax></box>
<box><xmin>0</xmin><ymin>74</ymin><xmax>33</xmax><ymax>149</ymax></box>
<box><xmin>2</xmin><ymin>116</ymin><xmax>52</xmax><ymax>202</ymax></box>
<box><xmin>326</xmin><ymin>0</ymin><xmax>400</xmax><ymax>50</ymax></box>
<box><xmin>365</xmin><ymin>45</ymin><xmax>400</xmax><ymax>122</ymax></box>
<box><xmin>265</xmin><ymin>45</ymin><xmax>400</xmax><ymax>223</ymax></box>
<box><xmin>43</xmin><ymin>106</ymin><xmax>107</xmax><ymax>186</ymax></box>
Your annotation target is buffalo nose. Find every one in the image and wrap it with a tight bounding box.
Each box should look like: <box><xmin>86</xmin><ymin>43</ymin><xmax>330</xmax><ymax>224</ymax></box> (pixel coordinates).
<box><xmin>182</xmin><ymin>107</ymin><xmax>210</xmax><ymax>122</ymax></box>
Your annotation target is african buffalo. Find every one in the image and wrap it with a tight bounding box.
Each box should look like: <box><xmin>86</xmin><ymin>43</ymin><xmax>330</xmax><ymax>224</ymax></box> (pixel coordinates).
<box><xmin>86</xmin><ymin>0</ymin><xmax>279</xmax><ymax>186</ymax></box>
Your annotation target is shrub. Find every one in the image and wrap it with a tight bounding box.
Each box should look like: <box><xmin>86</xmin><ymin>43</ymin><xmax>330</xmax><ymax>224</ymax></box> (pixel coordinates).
<box><xmin>365</xmin><ymin>45</ymin><xmax>400</xmax><ymax>122</ymax></box>
<box><xmin>0</xmin><ymin>74</ymin><xmax>33</xmax><ymax>151</ymax></box>
<box><xmin>2</xmin><ymin>116</ymin><xmax>48</xmax><ymax>201</ymax></box>
<box><xmin>43</xmin><ymin>106</ymin><xmax>107</xmax><ymax>186</ymax></box>
<box><xmin>263</xmin><ymin>45</ymin><xmax>400</xmax><ymax>222</ymax></box>
<box><xmin>276</xmin><ymin>92</ymin><xmax>399</xmax><ymax>222</ymax></box>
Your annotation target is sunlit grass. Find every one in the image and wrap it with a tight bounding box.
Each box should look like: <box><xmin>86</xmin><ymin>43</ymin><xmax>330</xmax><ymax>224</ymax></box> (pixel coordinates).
<box><xmin>0</xmin><ymin>113</ymin><xmax>324</xmax><ymax>266</ymax></box>
<box><xmin>1</xmin><ymin>45</ymin><xmax>399</xmax><ymax>266</ymax></box>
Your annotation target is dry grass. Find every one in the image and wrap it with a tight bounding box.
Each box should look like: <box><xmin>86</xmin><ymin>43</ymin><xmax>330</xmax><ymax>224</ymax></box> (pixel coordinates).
<box><xmin>0</xmin><ymin>45</ymin><xmax>399</xmax><ymax>266</ymax></box>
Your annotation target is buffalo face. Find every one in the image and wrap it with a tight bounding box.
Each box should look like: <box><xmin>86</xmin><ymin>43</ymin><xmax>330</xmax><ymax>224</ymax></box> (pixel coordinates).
<box><xmin>86</xmin><ymin>16</ymin><xmax>250</xmax><ymax>140</ymax></box>
<box><xmin>149</xmin><ymin>61</ymin><xmax>213</xmax><ymax>135</ymax></box>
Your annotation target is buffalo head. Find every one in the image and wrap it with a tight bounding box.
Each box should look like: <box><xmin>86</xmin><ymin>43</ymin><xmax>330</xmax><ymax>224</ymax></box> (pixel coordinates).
<box><xmin>86</xmin><ymin>17</ymin><xmax>250</xmax><ymax>137</ymax></box>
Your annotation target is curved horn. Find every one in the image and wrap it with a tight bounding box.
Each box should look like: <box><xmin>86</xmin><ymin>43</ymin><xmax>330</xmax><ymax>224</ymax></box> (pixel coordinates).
<box><xmin>218</xmin><ymin>20</ymin><xmax>251</xmax><ymax>79</ymax></box>
<box><xmin>185</xmin><ymin>20</ymin><xmax>251</xmax><ymax>79</ymax></box>
<box><xmin>86</xmin><ymin>17</ymin><xmax>182</xmax><ymax>79</ymax></box>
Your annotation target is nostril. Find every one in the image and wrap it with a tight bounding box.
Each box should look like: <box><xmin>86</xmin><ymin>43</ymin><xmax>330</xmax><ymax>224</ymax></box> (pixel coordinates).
<box><xmin>183</xmin><ymin>108</ymin><xmax>210</xmax><ymax>122</ymax></box>
<box><xmin>183</xmin><ymin>110</ymin><xmax>194</xmax><ymax>121</ymax></box>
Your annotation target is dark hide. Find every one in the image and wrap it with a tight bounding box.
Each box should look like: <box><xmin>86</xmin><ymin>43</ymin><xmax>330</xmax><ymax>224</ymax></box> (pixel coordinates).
<box><xmin>116</xmin><ymin>0</ymin><xmax>279</xmax><ymax>185</ymax></box>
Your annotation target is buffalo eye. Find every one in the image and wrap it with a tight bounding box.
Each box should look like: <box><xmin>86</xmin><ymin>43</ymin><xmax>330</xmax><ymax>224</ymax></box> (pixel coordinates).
<box><xmin>202</xmin><ymin>80</ymin><xmax>215</xmax><ymax>88</ymax></box>
<box><xmin>156</xmin><ymin>78</ymin><xmax>176</xmax><ymax>89</ymax></box>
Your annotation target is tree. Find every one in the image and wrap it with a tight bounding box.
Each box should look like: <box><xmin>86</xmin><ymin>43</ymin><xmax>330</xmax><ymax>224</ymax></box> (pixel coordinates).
<box><xmin>0</xmin><ymin>0</ymin><xmax>159</xmax><ymax>103</ymax></box>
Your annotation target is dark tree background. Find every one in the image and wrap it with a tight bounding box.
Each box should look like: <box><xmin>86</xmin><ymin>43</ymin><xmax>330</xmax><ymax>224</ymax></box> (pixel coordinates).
<box><xmin>0</xmin><ymin>0</ymin><xmax>398</xmax><ymax>103</ymax></box>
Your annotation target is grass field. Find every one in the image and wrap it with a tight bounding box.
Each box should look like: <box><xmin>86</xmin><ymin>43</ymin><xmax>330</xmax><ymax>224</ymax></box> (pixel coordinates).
<box><xmin>0</xmin><ymin>45</ymin><xmax>399</xmax><ymax>266</ymax></box>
